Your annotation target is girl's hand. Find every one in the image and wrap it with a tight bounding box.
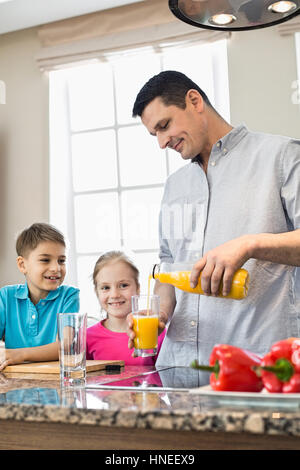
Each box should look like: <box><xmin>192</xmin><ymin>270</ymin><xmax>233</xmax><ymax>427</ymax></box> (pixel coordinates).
<box><xmin>126</xmin><ymin>313</ymin><xmax>135</xmax><ymax>351</ymax></box>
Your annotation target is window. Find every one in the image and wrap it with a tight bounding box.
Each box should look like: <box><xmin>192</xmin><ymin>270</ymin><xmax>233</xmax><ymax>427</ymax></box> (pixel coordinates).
<box><xmin>49</xmin><ymin>39</ymin><xmax>230</xmax><ymax>321</ymax></box>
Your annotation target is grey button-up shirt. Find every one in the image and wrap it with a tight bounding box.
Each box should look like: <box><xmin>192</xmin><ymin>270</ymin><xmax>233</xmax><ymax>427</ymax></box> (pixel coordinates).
<box><xmin>156</xmin><ymin>124</ymin><xmax>300</xmax><ymax>369</ymax></box>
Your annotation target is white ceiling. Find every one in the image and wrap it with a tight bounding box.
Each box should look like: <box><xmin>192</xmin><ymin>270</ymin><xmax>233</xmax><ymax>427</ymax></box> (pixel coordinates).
<box><xmin>0</xmin><ymin>0</ymin><xmax>143</xmax><ymax>35</ymax></box>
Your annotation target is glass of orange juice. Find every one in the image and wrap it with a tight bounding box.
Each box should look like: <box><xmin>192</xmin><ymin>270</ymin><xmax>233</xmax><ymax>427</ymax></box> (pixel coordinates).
<box><xmin>132</xmin><ymin>294</ymin><xmax>160</xmax><ymax>357</ymax></box>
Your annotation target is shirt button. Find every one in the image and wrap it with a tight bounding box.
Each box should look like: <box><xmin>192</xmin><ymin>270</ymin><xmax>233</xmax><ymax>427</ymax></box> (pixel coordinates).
<box><xmin>223</xmin><ymin>148</ymin><xmax>227</xmax><ymax>154</ymax></box>
<box><xmin>217</xmin><ymin>141</ymin><xmax>221</xmax><ymax>148</ymax></box>
<box><xmin>190</xmin><ymin>321</ymin><xmax>196</xmax><ymax>326</ymax></box>
<box><xmin>210</xmin><ymin>161</ymin><xmax>216</xmax><ymax>166</ymax></box>
<box><xmin>32</xmin><ymin>314</ymin><xmax>36</xmax><ymax>319</ymax></box>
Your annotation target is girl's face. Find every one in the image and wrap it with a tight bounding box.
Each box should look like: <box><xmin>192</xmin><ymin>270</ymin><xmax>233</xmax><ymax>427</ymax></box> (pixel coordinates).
<box><xmin>95</xmin><ymin>261</ymin><xmax>139</xmax><ymax>320</ymax></box>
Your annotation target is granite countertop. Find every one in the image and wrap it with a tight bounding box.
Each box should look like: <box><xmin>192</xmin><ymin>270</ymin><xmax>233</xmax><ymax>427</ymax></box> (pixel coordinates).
<box><xmin>0</xmin><ymin>365</ymin><xmax>300</xmax><ymax>438</ymax></box>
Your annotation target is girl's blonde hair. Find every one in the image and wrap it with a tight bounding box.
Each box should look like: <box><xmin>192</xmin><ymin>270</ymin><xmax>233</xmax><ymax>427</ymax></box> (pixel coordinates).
<box><xmin>93</xmin><ymin>251</ymin><xmax>140</xmax><ymax>291</ymax></box>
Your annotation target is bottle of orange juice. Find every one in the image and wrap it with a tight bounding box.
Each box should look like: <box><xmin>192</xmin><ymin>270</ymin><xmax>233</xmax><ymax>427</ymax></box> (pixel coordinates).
<box><xmin>151</xmin><ymin>262</ymin><xmax>249</xmax><ymax>300</ymax></box>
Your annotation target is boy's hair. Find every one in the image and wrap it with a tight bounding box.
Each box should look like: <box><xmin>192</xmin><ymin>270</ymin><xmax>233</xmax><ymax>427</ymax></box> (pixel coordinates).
<box><xmin>93</xmin><ymin>251</ymin><xmax>140</xmax><ymax>290</ymax></box>
<box><xmin>132</xmin><ymin>70</ymin><xmax>212</xmax><ymax>118</ymax></box>
<box><xmin>16</xmin><ymin>223</ymin><xmax>66</xmax><ymax>257</ymax></box>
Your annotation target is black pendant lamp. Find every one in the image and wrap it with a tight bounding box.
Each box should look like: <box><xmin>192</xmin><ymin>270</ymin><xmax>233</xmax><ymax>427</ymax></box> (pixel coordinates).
<box><xmin>169</xmin><ymin>0</ymin><xmax>300</xmax><ymax>31</ymax></box>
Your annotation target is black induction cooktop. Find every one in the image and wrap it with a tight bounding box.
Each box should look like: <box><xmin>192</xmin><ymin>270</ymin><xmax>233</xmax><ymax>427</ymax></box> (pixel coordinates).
<box><xmin>85</xmin><ymin>366</ymin><xmax>210</xmax><ymax>391</ymax></box>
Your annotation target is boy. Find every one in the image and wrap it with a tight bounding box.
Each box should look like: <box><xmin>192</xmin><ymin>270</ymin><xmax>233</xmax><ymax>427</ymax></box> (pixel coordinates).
<box><xmin>0</xmin><ymin>223</ymin><xmax>79</xmax><ymax>370</ymax></box>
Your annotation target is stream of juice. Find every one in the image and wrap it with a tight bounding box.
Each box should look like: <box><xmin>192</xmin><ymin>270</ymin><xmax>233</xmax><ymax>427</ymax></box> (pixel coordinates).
<box><xmin>146</xmin><ymin>274</ymin><xmax>152</xmax><ymax>315</ymax></box>
<box><xmin>133</xmin><ymin>275</ymin><xmax>157</xmax><ymax>349</ymax></box>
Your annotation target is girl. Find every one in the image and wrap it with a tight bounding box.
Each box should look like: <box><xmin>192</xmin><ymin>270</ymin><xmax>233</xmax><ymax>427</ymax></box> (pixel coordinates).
<box><xmin>86</xmin><ymin>251</ymin><xmax>165</xmax><ymax>365</ymax></box>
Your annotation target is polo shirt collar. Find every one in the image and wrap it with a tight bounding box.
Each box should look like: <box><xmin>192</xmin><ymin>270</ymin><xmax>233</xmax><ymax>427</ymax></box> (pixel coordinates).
<box><xmin>45</xmin><ymin>288</ymin><xmax>61</xmax><ymax>301</ymax></box>
<box><xmin>15</xmin><ymin>283</ymin><xmax>61</xmax><ymax>301</ymax></box>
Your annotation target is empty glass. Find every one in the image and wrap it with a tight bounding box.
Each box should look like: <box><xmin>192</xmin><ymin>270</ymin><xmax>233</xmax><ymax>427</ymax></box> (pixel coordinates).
<box><xmin>57</xmin><ymin>312</ymin><xmax>87</xmax><ymax>386</ymax></box>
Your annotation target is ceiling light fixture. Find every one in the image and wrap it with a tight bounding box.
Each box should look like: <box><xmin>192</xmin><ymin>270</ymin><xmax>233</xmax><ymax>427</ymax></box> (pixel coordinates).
<box><xmin>169</xmin><ymin>0</ymin><xmax>300</xmax><ymax>31</ymax></box>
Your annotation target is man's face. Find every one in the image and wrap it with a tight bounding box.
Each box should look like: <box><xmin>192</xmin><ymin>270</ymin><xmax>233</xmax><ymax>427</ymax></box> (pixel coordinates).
<box><xmin>179</xmin><ymin>0</ymin><xmax>206</xmax><ymax>17</ymax></box>
<box><xmin>141</xmin><ymin>95</ymin><xmax>208</xmax><ymax>160</ymax></box>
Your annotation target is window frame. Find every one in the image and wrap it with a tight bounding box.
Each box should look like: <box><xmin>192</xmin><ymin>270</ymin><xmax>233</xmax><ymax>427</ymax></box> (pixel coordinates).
<box><xmin>49</xmin><ymin>39</ymin><xmax>230</xmax><ymax>315</ymax></box>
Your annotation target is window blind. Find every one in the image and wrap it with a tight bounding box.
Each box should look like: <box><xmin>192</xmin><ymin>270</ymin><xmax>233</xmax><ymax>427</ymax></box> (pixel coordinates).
<box><xmin>35</xmin><ymin>0</ymin><xmax>229</xmax><ymax>71</ymax></box>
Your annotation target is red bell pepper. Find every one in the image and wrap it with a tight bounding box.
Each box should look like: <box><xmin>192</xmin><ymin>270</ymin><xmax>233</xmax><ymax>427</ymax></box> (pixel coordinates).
<box><xmin>191</xmin><ymin>344</ymin><xmax>263</xmax><ymax>392</ymax></box>
<box><xmin>258</xmin><ymin>337</ymin><xmax>300</xmax><ymax>393</ymax></box>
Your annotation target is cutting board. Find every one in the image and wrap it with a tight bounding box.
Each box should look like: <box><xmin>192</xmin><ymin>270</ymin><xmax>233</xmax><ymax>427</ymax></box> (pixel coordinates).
<box><xmin>3</xmin><ymin>359</ymin><xmax>124</xmax><ymax>374</ymax></box>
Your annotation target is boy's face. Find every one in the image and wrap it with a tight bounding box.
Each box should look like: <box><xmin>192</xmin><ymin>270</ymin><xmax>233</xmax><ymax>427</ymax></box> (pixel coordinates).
<box><xmin>17</xmin><ymin>241</ymin><xmax>66</xmax><ymax>302</ymax></box>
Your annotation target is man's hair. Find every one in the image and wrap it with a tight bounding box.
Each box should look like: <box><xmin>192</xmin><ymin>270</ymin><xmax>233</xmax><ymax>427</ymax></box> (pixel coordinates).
<box><xmin>16</xmin><ymin>223</ymin><xmax>66</xmax><ymax>257</ymax></box>
<box><xmin>132</xmin><ymin>70</ymin><xmax>212</xmax><ymax>117</ymax></box>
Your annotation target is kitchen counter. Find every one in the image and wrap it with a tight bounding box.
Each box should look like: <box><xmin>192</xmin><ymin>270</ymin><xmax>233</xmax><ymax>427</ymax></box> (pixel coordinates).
<box><xmin>1</xmin><ymin>365</ymin><xmax>300</xmax><ymax>450</ymax></box>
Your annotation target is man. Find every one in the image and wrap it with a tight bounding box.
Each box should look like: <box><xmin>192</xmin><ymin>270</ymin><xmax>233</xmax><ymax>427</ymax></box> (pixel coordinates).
<box><xmin>128</xmin><ymin>70</ymin><xmax>300</xmax><ymax>368</ymax></box>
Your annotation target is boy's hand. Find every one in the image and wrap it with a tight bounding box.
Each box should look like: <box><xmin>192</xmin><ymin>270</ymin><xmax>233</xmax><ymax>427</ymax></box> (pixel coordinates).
<box><xmin>126</xmin><ymin>313</ymin><xmax>167</xmax><ymax>351</ymax></box>
<box><xmin>0</xmin><ymin>348</ymin><xmax>25</xmax><ymax>371</ymax></box>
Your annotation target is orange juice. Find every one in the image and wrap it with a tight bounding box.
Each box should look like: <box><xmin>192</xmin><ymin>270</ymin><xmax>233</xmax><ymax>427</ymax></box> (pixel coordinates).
<box><xmin>133</xmin><ymin>315</ymin><xmax>158</xmax><ymax>350</ymax></box>
<box><xmin>153</xmin><ymin>268</ymin><xmax>249</xmax><ymax>300</ymax></box>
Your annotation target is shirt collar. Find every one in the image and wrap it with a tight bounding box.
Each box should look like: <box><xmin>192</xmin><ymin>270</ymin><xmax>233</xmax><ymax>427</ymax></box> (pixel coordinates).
<box><xmin>192</xmin><ymin>124</ymin><xmax>248</xmax><ymax>165</ymax></box>
<box><xmin>15</xmin><ymin>283</ymin><xmax>29</xmax><ymax>299</ymax></box>
<box><xmin>15</xmin><ymin>283</ymin><xmax>61</xmax><ymax>301</ymax></box>
<box><xmin>214</xmin><ymin>123</ymin><xmax>248</xmax><ymax>153</ymax></box>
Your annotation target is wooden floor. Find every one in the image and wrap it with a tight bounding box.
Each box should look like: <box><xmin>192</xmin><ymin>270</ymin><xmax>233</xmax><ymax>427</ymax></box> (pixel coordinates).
<box><xmin>0</xmin><ymin>419</ymin><xmax>300</xmax><ymax>450</ymax></box>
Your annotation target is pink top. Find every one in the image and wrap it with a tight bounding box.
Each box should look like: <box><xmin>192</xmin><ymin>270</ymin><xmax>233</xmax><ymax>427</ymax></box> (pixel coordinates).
<box><xmin>86</xmin><ymin>320</ymin><xmax>166</xmax><ymax>366</ymax></box>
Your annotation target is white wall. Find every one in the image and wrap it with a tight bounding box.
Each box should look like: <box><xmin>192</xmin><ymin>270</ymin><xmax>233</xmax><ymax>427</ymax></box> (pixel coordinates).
<box><xmin>228</xmin><ymin>28</ymin><xmax>300</xmax><ymax>137</ymax></box>
<box><xmin>0</xmin><ymin>23</ymin><xmax>299</xmax><ymax>286</ymax></box>
<box><xmin>0</xmin><ymin>27</ymin><xmax>49</xmax><ymax>285</ymax></box>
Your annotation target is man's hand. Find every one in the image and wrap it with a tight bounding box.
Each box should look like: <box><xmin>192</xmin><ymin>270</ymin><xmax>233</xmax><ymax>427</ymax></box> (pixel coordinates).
<box><xmin>127</xmin><ymin>312</ymin><xmax>167</xmax><ymax>352</ymax></box>
<box><xmin>190</xmin><ymin>235</ymin><xmax>253</xmax><ymax>296</ymax></box>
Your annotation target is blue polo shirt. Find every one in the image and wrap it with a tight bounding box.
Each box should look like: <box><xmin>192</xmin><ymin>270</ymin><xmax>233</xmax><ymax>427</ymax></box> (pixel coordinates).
<box><xmin>0</xmin><ymin>283</ymin><xmax>80</xmax><ymax>349</ymax></box>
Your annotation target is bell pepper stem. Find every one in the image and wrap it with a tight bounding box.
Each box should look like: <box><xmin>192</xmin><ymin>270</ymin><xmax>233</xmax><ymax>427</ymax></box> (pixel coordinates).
<box><xmin>258</xmin><ymin>358</ymin><xmax>294</xmax><ymax>382</ymax></box>
<box><xmin>190</xmin><ymin>359</ymin><xmax>220</xmax><ymax>378</ymax></box>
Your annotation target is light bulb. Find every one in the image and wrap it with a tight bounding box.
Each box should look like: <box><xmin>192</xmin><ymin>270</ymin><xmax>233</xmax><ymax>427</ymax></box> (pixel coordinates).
<box><xmin>209</xmin><ymin>14</ymin><xmax>236</xmax><ymax>25</ymax></box>
<box><xmin>268</xmin><ymin>1</ymin><xmax>297</xmax><ymax>13</ymax></box>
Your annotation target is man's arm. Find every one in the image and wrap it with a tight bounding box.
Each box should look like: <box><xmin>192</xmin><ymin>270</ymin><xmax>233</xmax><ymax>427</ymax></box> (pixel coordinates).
<box><xmin>190</xmin><ymin>229</ymin><xmax>300</xmax><ymax>297</ymax></box>
<box><xmin>153</xmin><ymin>280</ymin><xmax>176</xmax><ymax>325</ymax></box>
<box><xmin>0</xmin><ymin>341</ymin><xmax>59</xmax><ymax>371</ymax></box>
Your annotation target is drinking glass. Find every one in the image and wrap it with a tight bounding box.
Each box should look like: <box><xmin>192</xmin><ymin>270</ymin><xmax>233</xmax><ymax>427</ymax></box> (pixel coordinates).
<box><xmin>132</xmin><ymin>295</ymin><xmax>160</xmax><ymax>357</ymax></box>
<box><xmin>57</xmin><ymin>312</ymin><xmax>87</xmax><ymax>386</ymax></box>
